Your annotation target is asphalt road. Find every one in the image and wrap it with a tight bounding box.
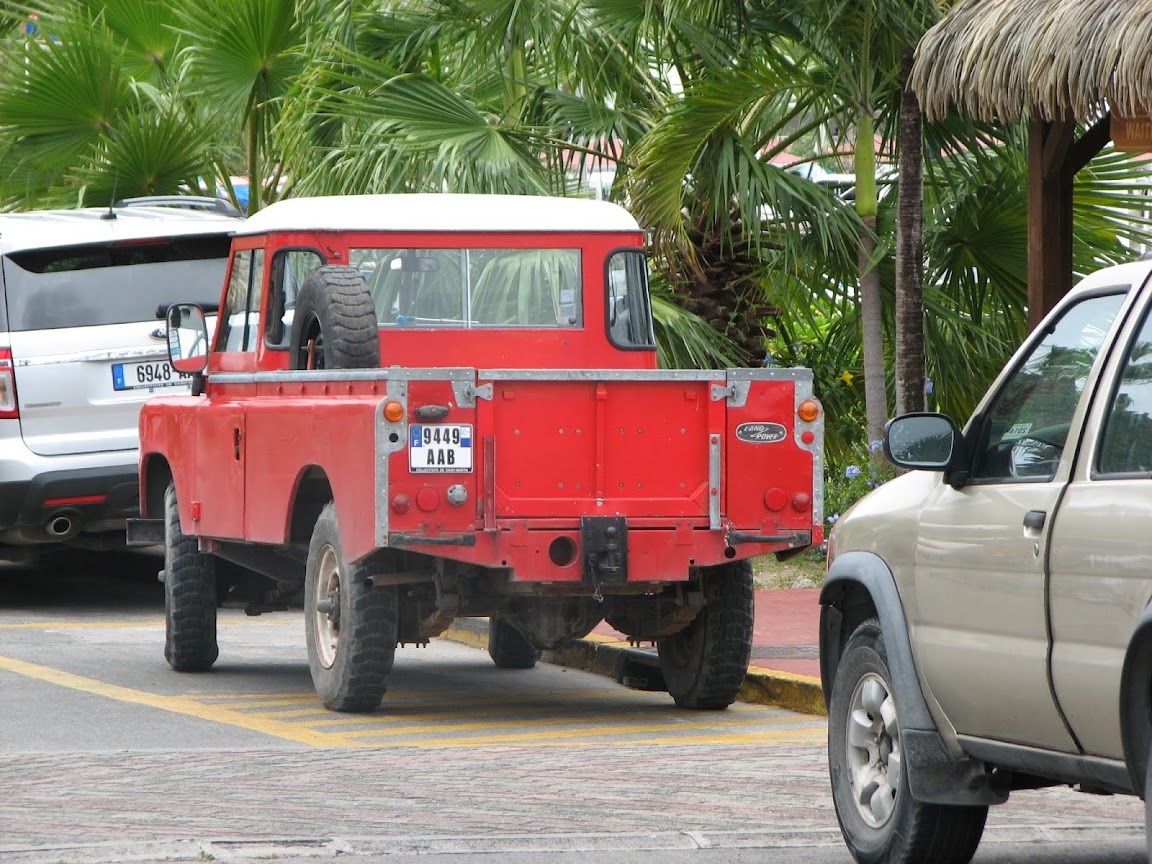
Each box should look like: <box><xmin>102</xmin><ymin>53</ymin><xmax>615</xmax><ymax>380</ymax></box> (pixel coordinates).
<box><xmin>0</xmin><ymin>551</ymin><xmax>1146</xmax><ymax>864</ymax></box>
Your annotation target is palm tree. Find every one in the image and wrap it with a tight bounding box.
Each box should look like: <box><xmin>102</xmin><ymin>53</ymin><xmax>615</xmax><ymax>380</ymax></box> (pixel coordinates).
<box><xmin>175</xmin><ymin>0</ymin><xmax>314</xmax><ymax>212</ymax></box>
<box><xmin>0</xmin><ymin>0</ymin><xmax>217</xmax><ymax>208</ymax></box>
<box><xmin>0</xmin><ymin>0</ymin><xmax>309</xmax><ymax>212</ymax></box>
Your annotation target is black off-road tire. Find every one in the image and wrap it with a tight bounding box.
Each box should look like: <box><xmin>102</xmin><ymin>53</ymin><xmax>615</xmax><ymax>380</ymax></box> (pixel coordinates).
<box><xmin>1144</xmin><ymin>739</ymin><xmax>1152</xmax><ymax>863</ymax></box>
<box><xmin>657</xmin><ymin>559</ymin><xmax>753</xmax><ymax>709</ymax></box>
<box><xmin>488</xmin><ymin>616</ymin><xmax>541</xmax><ymax>669</ymax></box>
<box><xmin>828</xmin><ymin>619</ymin><xmax>988</xmax><ymax>864</ymax></box>
<box><xmin>163</xmin><ymin>482</ymin><xmax>219</xmax><ymax>672</ymax></box>
<box><xmin>290</xmin><ymin>266</ymin><xmax>379</xmax><ymax>370</ymax></box>
<box><xmin>305</xmin><ymin>502</ymin><xmax>397</xmax><ymax>711</ymax></box>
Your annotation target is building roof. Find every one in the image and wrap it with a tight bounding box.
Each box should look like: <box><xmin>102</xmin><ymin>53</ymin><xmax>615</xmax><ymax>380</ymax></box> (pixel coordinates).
<box><xmin>911</xmin><ymin>0</ymin><xmax>1152</xmax><ymax>123</ymax></box>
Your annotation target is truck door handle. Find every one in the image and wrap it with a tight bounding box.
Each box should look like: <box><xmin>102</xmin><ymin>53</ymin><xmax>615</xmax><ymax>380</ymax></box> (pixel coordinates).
<box><xmin>1023</xmin><ymin>510</ymin><xmax>1046</xmax><ymax>530</ymax></box>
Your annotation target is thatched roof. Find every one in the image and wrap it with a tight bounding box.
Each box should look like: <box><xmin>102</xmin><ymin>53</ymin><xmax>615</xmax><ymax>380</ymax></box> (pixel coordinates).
<box><xmin>912</xmin><ymin>0</ymin><xmax>1152</xmax><ymax>123</ymax></box>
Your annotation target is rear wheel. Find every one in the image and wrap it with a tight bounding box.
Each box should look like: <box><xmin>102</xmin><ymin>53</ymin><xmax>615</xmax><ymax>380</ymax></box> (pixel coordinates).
<box><xmin>828</xmin><ymin>619</ymin><xmax>988</xmax><ymax>864</ymax></box>
<box><xmin>1145</xmin><ymin>740</ymin><xmax>1152</xmax><ymax>864</ymax></box>
<box><xmin>305</xmin><ymin>502</ymin><xmax>397</xmax><ymax>711</ymax></box>
<box><xmin>488</xmin><ymin>616</ymin><xmax>541</xmax><ymax>669</ymax></box>
<box><xmin>163</xmin><ymin>482</ymin><xmax>218</xmax><ymax>672</ymax></box>
<box><xmin>657</xmin><ymin>559</ymin><xmax>753</xmax><ymax>709</ymax></box>
<box><xmin>290</xmin><ymin>266</ymin><xmax>379</xmax><ymax>370</ymax></box>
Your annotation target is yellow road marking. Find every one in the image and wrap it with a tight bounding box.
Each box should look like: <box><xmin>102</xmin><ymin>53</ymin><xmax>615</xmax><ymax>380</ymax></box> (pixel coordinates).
<box><xmin>0</xmin><ymin>656</ymin><xmax>825</xmax><ymax>750</ymax></box>
<box><xmin>0</xmin><ymin>655</ymin><xmax>364</xmax><ymax>748</ymax></box>
<box><xmin>194</xmin><ymin>696</ymin><xmax>321</xmax><ymax>710</ymax></box>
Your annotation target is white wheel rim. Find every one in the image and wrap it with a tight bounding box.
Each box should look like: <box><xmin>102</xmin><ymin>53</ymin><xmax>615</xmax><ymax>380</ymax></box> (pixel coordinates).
<box><xmin>845</xmin><ymin>671</ymin><xmax>902</xmax><ymax>828</ymax></box>
<box><xmin>313</xmin><ymin>544</ymin><xmax>341</xmax><ymax>669</ymax></box>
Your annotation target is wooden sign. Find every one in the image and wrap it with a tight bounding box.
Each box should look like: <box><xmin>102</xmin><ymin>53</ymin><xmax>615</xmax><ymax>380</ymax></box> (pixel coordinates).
<box><xmin>1112</xmin><ymin>115</ymin><xmax>1152</xmax><ymax>152</ymax></box>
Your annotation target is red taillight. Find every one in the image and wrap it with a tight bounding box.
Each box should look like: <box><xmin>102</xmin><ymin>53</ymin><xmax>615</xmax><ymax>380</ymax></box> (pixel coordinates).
<box><xmin>0</xmin><ymin>348</ymin><xmax>18</xmax><ymax>419</ymax></box>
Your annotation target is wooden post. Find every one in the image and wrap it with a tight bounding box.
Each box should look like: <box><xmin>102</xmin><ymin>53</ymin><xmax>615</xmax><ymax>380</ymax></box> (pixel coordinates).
<box><xmin>1026</xmin><ymin>112</ymin><xmax>1112</xmax><ymax>331</ymax></box>
<box><xmin>1027</xmin><ymin>114</ymin><xmax>1074</xmax><ymax>332</ymax></box>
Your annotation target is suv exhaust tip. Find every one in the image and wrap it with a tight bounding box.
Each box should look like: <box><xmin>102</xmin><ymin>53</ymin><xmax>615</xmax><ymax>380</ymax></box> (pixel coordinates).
<box><xmin>46</xmin><ymin>512</ymin><xmax>80</xmax><ymax>540</ymax></box>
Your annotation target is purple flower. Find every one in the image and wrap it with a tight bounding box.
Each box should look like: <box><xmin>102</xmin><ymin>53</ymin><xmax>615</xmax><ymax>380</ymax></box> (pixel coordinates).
<box><xmin>845</xmin><ymin>465</ymin><xmax>862</xmax><ymax>479</ymax></box>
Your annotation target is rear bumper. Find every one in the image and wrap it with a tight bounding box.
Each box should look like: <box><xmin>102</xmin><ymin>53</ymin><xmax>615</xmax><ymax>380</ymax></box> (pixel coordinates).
<box><xmin>0</xmin><ymin>465</ymin><xmax>139</xmax><ymax>542</ymax></box>
<box><xmin>386</xmin><ymin>522</ymin><xmax>819</xmax><ymax>583</ymax></box>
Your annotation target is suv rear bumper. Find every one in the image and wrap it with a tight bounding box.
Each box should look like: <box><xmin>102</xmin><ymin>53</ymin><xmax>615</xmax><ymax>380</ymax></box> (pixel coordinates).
<box><xmin>0</xmin><ymin>464</ymin><xmax>139</xmax><ymax>545</ymax></box>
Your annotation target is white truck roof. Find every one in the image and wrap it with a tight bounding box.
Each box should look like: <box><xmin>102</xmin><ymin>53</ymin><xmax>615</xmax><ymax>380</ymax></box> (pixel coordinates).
<box><xmin>0</xmin><ymin>203</ymin><xmax>245</xmax><ymax>254</ymax></box>
<box><xmin>235</xmin><ymin>193</ymin><xmax>642</xmax><ymax>236</ymax></box>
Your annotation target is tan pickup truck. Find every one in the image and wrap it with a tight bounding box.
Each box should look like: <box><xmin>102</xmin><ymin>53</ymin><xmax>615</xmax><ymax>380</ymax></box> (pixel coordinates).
<box><xmin>821</xmin><ymin>258</ymin><xmax>1152</xmax><ymax>864</ymax></box>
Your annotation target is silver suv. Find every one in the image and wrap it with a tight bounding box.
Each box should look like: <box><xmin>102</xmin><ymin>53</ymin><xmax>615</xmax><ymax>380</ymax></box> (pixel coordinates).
<box><xmin>0</xmin><ymin>198</ymin><xmax>242</xmax><ymax>560</ymax></box>
<box><xmin>822</xmin><ymin>258</ymin><xmax>1152</xmax><ymax>863</ymax></box>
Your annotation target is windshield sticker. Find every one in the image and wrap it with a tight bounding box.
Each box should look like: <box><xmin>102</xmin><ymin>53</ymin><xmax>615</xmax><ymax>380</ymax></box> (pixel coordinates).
<box><xmin>1005</xmin><ymin>421</ymin><xmax>1033</xmax><ymax>439</ymax></box>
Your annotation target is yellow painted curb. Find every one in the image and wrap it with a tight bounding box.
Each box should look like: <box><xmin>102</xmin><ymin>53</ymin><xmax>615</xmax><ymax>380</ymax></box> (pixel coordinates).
<box><xmin>443</xmin><ymin>620</ymin><xmax>827</xmax><ymax>716</ymax></box>
<box><xmin>741</xmin><ymin>666</ymin><xmax>826</xmax><ymax>716</ymax></box>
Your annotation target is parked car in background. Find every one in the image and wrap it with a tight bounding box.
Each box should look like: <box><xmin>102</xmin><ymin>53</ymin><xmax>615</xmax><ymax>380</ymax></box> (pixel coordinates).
<box><xmin>821</xmin><ymin>257</ymin><xmax>1152</xmax><ymax>864</ymax></box>
<box><xmin>0</xmin><ymin>197</ymin><xmax>242</xmax><ymax>562</ymax></box>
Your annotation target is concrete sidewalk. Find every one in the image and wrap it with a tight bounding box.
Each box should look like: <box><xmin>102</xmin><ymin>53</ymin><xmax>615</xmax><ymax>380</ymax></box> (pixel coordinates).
<box><xmin>444</xmin><ymin>588</ymin><xmax>825</xmax><ymax>716</ymax></box>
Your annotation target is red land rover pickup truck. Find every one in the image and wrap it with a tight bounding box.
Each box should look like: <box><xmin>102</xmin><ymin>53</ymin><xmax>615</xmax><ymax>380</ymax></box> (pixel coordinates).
<box><xmin>129</xmin><ymin>194</ymin><xmax>824</xmax><ymax>712</ymax></box>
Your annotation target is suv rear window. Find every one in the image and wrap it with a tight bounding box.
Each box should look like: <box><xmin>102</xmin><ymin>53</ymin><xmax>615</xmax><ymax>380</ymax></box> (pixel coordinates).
<box><xmin>1</xmin><ymin>235</ymin><xmax>230</xmax><ymax>331</ymax></box>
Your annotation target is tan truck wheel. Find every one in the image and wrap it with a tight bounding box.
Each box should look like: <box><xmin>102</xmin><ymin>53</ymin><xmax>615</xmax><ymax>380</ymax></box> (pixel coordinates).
<box><xmin>828</xmin><ymin>619</ymin><xmax>988</xmax><ymax>864</ymax></box>
<box><xmin>305</xmin><ymin>502</ymin><xmax>397</xmax><ymax>711</ymax></box>
<box><xmin>657</xmin><ymin>559</ymin><xmax>753</xmax><ymax>709</ymax></box>
<box><xmin>163</xmin><ymin>482</ymin><xmax>218</xmax><ymax>672</ymax></box>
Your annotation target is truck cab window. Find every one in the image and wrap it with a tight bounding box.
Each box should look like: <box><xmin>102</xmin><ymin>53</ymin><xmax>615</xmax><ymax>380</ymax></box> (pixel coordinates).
<box><xmin>606</xmin><ymin>249</ymin><xmax>655</xmax><ymax>349</ymax></box>
<box><xmin>266</xmin><ymin>249</ymin><xmax>323</xmax><ymax>349</ymax></box>
<box><xmin>216</xmin><ymin>248</ymin><xmax>265</xmax><ymax>352</ymax></box>
<box><xmin>969</xmin><ymin>291</ymin><xmax>1125</xmax><ymax>481</ymax></box>
<box><xmin>358</xmin><ymin>247</ymin><xmax>582</xmax><ymax>328</ymax></box>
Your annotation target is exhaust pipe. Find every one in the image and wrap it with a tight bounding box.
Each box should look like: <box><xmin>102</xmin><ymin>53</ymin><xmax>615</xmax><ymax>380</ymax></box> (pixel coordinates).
<box><xmin>46</xmin><ymin>512</ymin><xmax>80</xmax><ymax>540</ymax></box>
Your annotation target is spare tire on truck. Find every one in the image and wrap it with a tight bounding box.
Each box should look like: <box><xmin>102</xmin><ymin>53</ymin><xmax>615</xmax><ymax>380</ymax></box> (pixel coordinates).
<box><xmin>290</xmin><ymin>265</ymin><xmax>379</xmax><ymax>370</ymax></box>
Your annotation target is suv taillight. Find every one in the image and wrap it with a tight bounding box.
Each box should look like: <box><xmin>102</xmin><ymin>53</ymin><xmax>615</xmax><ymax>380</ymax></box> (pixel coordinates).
<box><xmin>0</xmin><ymin>348</ymin><xmax>18</xmax><ymax>418</ymax></box>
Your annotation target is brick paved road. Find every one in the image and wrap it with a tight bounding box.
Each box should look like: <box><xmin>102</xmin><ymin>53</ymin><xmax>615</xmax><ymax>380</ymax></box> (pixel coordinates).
<box><xmin>0</xmin><ymin>560</ymin><xmax>1144</xmax><ymax>864</ymax></box>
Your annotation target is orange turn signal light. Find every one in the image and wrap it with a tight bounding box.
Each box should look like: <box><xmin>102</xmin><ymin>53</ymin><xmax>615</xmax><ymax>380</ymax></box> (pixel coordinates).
<box><xmin>797</xmin><ymin>400</ymin><xmax>820</xmax><ymax>423</ymax></box>
<box><xmin>383</xmin><ymin>400</ymin><xmax>405</xmax><ymax>422</ymax></box>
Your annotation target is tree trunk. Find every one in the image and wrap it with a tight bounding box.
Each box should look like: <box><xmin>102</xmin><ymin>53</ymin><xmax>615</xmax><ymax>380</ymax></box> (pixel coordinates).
<box><xmin>859</xmin><ymin>215</ymin><xmax>887</xmax><ymax>445</ymax></box>
<box><xmin>895</xmin><ymin>46</ymin><xmax>926</xmax><ymax>416</ymax></box>
<box><xmin>855</xmin><ymin>111</ymin><xmax>888</xmax><ymax>446</ymax></box>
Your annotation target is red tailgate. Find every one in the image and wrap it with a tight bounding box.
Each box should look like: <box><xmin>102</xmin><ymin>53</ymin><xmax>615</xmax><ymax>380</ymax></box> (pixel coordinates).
<box><xmin>478</xmin><ymin>373</ymin><xmax>718</xmax><ymax>520</ymax></box>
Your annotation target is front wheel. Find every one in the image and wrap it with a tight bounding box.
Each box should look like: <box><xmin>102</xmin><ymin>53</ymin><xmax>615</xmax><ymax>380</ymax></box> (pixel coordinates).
<box><xmin>828</xmin><ymin>619</ymin><xmax>988</xmax><ymax>864</ymax></box>
<box><xmin>163</xmin><ymin>482</ymin><xmax>218</xmax><ymax>672</ymax></box>
<box><xmin>305</xmin><ymin>502</ymin><xmax>398</xmax><ymax>711</ymax></box>
<box><xmin>657</xmin><ymin>559</ymin><xmax>753</xmax><ymax>710</ymax></box>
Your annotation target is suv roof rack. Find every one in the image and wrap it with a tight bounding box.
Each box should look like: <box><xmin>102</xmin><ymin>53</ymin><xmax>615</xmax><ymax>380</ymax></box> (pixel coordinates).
<box><xmin>114</xmin><ymin>196</ymin><xmax>244</xmax><ymax>217</ymax></box>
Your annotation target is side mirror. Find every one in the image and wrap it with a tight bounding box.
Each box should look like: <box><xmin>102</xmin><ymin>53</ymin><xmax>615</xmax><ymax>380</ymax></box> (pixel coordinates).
<box><xmin>883</xmin><ymin>413</ymin><xmax>962</xmax><ymax>471</ymax></box>
<box><xmin>167</xmin><ymin>303</ymin><xmax>209</xmax><ymax>374</ymax></box>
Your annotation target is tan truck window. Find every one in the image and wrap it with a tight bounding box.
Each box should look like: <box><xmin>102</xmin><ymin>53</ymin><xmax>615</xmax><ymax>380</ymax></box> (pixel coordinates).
<box><xmin>970</xmin><ymin>291</ymin><xmax>1125</xmax><ymax>481</ymax></box>
<box><xmin>1098</xmin><ymin>306</ymin><xmax>1152</xmax><ymax>474</ymax></box>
